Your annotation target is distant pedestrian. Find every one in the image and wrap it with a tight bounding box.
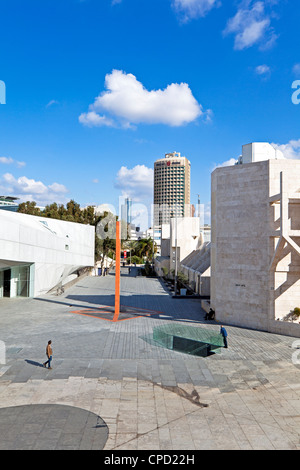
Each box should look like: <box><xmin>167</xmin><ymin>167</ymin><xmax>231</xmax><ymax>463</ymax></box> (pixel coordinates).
<box><xmin>43</xmin><ymin>340</ymin><xmax>53</xmax><ymax>369</ymax></box>
<box><xmin>205</xmin><ymin>308</ymin><xmax>215</xmax><ymax>320</ymax></box>
<box><xmin>220</xmin><ymin>326</ymin><xmax>228</xmax><ymax>348</ymax></box>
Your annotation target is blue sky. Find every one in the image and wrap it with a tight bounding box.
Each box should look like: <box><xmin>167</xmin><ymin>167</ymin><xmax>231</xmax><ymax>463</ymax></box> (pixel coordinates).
<box><xmin>0</xmin><ymin>0</ymin><xmax>300</xmax><ymax>227</ymax></box>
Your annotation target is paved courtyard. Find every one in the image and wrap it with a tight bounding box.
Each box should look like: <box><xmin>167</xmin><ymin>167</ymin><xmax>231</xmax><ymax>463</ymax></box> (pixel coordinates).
<box><xmin>0</xmin><ymin>267</ymin><xmax>299</xmax><ymax>450</ymax></box>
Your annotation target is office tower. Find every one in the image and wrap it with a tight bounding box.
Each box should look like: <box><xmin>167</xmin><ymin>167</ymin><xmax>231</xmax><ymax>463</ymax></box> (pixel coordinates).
<box><xmin>124</xmin><ymin>197</ymin><xmax>132</xmax><ymax>224</ymax></box>
<box><xmin>121</xmin><ymin>197</ymin><xmax>132</xmax><ymax>225</ymax></box>
<box><xmin>153</xmin><ymin>152</ymin><xmax>191</xmax><ymax>226</ymax></box>
<box><xmin>120</xmin><ymin>197</ymin><xmax>132</xmax><ymax>239</ymax></box>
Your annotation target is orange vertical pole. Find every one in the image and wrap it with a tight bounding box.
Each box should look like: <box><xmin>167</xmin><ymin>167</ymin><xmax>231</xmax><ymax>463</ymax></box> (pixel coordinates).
<box><xmin>113</xmin><ymin>220</ymin><xmax>121</xmax><ymax>322</ymax></box>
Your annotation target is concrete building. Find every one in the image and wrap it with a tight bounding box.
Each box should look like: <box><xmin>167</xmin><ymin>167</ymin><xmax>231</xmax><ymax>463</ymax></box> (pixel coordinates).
<box><xmin>237</xmin><ymin>142</ymin><xmax>284</xmax><ymax>164</ymax></box>
<box><xmin>126</xmin><ymin>223</ymin><xmax>145</xmax><ymax>241</ymax></box>
<box><xmin>0</xmin><ymin>196</ymin><xmax>19</xmax><ymax>212</ymax></box>
<box><xmin>170</xmin><ymin>217</ymin><xmax>202</xmax><ymax>270</ymax></box>
<box><xmin>121</xmin><ymin>197</ymin><xmax>132</xmax><ymax>226</ymax></box>
<box><xmin>211</xmin><ymin>143</ymin><xmax>300</xmax><ymax>336</ymax></box>
<box><xmin>153</xmin><ymin>151</ymin><xmax>191</xmax><ymax>226</ymax></box>
<box><xmin>181</xmin><ymin>242</ymin><xmax>211</xmax><ymax>296</ymax></box>
<box><xmin>154</xmin><ymin>217</ymin><xmax>202</xmax><ymax>279</ymax></box>
<box><xmin>145</xmin><ymin>226</ymin><xmax>162</xmax><ymax>255</ymax></box>
<box><xmin>0</xmin><ymin>210</ymin><xmax>95</xmax><ymax>298</ymax></box>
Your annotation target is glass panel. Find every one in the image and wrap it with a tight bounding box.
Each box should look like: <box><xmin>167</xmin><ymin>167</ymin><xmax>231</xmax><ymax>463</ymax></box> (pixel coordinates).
<box><xmin>17</xmin><ymin>266</ymin><xmax>30</xmax><ymax>297</ymax></box>
<box><xmin>0</xmin><ymin>265</ymin><xmax>32</xmax><ymax>298</ymax></box>
<box><xmin>153</xmin><ymin>324</ymin><xmax>224</xmax><ymax>356</ymax></box>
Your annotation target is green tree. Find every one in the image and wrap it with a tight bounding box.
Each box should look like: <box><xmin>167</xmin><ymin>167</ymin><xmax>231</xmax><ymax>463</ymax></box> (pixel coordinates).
<box><xmin>177</xmin><ymin>271</ymin><xmax>189</xmax><ymax>286</ymax></box>
<box><xmin>136</xmin><ymin>237</ymin><xmax>156</xmax><ymax>261</ymax></box>
<box><xmin>18</xmin><ymin>199</ymin><xmax>99</xmax><ymax>225</ymax></box>
<box><xmin>18</xmin><ymin>201</ymin><xmax>41</xmax><ymax>216</ymax></box>
<box><xmin>95</xmin><ymin>210</ymin><xmax>117</xmax><ymax>272</ymax></box>
<box><xmin>131</xmin><ymin>255</ymin><xmax>143</xmax><ymax>265</ymax></box>
<box><xmin>17</xmin><ymin>200</ymin><xmax>121</xmax><ymax>270</ymax></box>
<box><xmin>82</xmin><ymin>205</ymin><xmax>97</xmax><ymax>225</ymax></box>
<box><xmin>95</xmin><ymin>236</ymin><xmax>116</xmax><ymax>272</ymax></box>
<box><xmin>65</xmin><ymin>200</ymin><xmax>82</xmax><ymax>222</ymax></box>
<box><xmin>43</xmin><ymin>202</ymin><xmax>61</xmax><ymax>219</ymax></box>
<box><xmin>162</xmin><ymin>266</ymin><xmax>169</xmax><ymax>278</ymax></box>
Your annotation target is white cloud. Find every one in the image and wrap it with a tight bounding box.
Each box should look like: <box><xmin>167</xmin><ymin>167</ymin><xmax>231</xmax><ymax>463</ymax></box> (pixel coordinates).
<box><xmin>94</xmin><ymin>203</ymin><xmax>117</xmax><ymax>216</ymax></box>
<box><xmin>48</xmin><ymin>182</ymin><xmax>68</xmax><ymax>193</ymax></box>
<box><xmin>115</xmin><ymin>164</ymin><xmax>153</xmax><ymax>202</ymax></box>
<box><xmin>255</xmin><ymin>64</ymin><xmax>271</xmax><ymax>75</ymax></box>
<box><xmin>172</xmin><ymin>0</ymin><xmax>220</xmax><ymax>22</ymax></box>
<box><xmin>224</xmin><ymin>1</ymin><xmax>278</xmax><ymax>50</ymax></box>
<box><xmin>0</xmin><ymin>156</ymin><xmax>26</xmax><ymax>168</ymax></box>
<box><xmin>271</xmin><ymin>140</ymin><xmax>300</xmax><ymax>160</ymax></box>
<box><xmin>0</xmin><ymin>173</ymin><xmax>69</xmax><ymax>205</ymax></box>
<box><xmin>213</xmin><ymin>157</ymin><xmax>238</xmax><ymax>169</ymax></box>
<box><xmin>79</xmin><ymin>70</ymin><xmax>205</xmax><ymax>128</ymax></box>
<box><xmin>292</xmin><ymin>64</ymin><xmax>300</xmax><ymax>75</ymax></box>
<box><xmin>79</xmin><ymin>111</ymin><xmax>115</xmax><ymax>127</ymax></box>
<box><xmin>46</xmin><ymin>100</ymin><xmax>59</xmax><ymax>108</ymax></box>
<box><xmin>0</xmin><ymin>157</ymin><xmax>14</xmax><ymax>165</ymax></box>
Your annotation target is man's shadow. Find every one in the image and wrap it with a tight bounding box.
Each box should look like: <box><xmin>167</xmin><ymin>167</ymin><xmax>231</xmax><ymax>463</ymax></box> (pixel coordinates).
<box><xmin>25</xmin><ymin>359</ymin><xmax>44</xmax><ymax>368</ymax></box>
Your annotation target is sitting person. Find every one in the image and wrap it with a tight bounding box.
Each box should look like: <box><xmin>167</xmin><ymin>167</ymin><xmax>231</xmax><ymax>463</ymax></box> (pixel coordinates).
<box><xmin>205</xmin><ymin>308</ymin><xmax>215</xmax><ymax>320</ymax></box>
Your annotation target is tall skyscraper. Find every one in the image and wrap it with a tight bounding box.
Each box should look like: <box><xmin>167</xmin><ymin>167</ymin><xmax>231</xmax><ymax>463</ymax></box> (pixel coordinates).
<box><xmin>153</xmin><ymin>151</ymin><xmax>191</xmax><ymax>226</ymax></box>
<box><xmin>121</xmin><ymin>197</ymin><xmax>132</xmax><ymax>225</ymax></box>
<box><xmin>120</xmin><ymin>197</ymin><xmax>133</xmax><ymax>239</ymax></box>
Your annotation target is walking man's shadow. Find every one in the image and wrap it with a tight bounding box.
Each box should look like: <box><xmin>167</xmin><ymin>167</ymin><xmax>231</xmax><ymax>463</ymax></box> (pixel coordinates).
<box><xmin>25</xmin><ymin>359</ymin><xmax>44</xmax><ymax>368</ymax></box>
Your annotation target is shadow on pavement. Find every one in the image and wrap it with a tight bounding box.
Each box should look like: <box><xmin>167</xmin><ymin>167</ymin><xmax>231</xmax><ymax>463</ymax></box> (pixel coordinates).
<box><xmin>25</xmin><ymin>359</ymin><xmax>45</xmax><ymax>368</ymax></box>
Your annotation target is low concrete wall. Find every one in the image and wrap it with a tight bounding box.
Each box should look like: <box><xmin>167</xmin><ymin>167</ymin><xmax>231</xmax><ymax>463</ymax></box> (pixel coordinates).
<box><xmin>268</xmin><ymin>320</ymin><xmax>300</xmax><ymax>338</ymax></box>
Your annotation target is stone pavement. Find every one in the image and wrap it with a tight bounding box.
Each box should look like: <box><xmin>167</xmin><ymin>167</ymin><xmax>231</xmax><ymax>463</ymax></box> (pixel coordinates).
<box><xmin>0</xmin><ymin>267</ymin><xmax>299</xmax><ymax>450</ymax></box>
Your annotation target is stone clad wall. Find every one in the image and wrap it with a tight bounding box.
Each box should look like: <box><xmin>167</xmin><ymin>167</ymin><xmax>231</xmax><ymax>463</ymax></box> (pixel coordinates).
<box><xmin>268</xmin><ymin>160</ymin><xmax>300</xmax><ymax>336</ymax></box>
<box><xmin>211</xmin><ymin>159</ymin><xmax>300</xmax><ymax>336</ymax></box>
<box><xmin>211</xmin><ymin>161</ymin><xmax>270</xmax><ymax>330</ymax></box>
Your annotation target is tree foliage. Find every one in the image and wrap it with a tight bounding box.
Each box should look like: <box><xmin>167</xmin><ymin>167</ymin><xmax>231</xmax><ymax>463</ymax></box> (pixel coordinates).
<box><xmin>18</xmin><ymin>201</ymin><xmax>41</xmax><ymax>216</ymax></box>
<box><xmin>17</xmin><ymin>200</ymin><xmax>157</xmax><ymax>266</ymax></box>
<box><xmin>126</xmin><ymin>237</ymin><xmax>157</xmax><ymax>263</ymax></box>
<box><xmin>17</xmin><ymin>199</ymin><xmax>116</xmax><ymax>262</ymax></box>
<box><xmin>18</xmin><ymin>199</ymin><xmax>100</xmax><ymax>225</ymax></box>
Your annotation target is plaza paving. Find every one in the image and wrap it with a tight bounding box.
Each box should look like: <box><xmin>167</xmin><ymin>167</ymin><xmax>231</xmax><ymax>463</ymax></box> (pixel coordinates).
<box><xmin>0</xmin><ymin>267</ymin><xmax>299</xmax><ymax>450</ymax></box>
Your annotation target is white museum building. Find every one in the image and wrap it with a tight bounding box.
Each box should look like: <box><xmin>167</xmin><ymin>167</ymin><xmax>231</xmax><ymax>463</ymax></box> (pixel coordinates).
<box><xmin>0</xmin><ymin>210</ymin><xmax>95</xmax><ymax>298</ymax></box>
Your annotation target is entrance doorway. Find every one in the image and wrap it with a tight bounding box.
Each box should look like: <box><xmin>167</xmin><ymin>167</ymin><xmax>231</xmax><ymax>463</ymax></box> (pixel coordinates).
<box><xmin>0</xmin><ymin>265</ymin><xmax>33</xmax><ymax>298</ymax></box>
<box><xmin>3</xmin><ymin>269</ymin><xmax>11</xmax><ymax>297</ymax></box>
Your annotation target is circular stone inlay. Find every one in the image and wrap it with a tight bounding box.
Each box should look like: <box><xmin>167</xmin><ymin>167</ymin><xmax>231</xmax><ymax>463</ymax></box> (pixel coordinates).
<box><xmin>0</xmin><ymin>404</ymin><xmax>109</xmax><ymax>450</ymax></box>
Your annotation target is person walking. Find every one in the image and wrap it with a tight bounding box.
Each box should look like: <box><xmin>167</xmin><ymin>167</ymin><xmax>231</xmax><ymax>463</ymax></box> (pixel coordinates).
<box><xmin>43</xmin><ymin>340</ymin><xmax>53</xmax><ymax>369</ymax></box>
<box><xmin>220</xmin><ymin>325</ymin><xmax>228</xmax><ymax>348</ymax></box>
